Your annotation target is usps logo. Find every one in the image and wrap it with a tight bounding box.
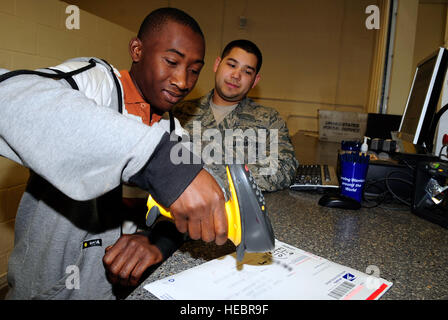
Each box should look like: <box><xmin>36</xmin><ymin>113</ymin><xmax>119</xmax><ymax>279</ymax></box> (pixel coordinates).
<box><xmin>343</xmin><ymin>273</ymin><xmax>356</xmax><ymax>281</ymax></box>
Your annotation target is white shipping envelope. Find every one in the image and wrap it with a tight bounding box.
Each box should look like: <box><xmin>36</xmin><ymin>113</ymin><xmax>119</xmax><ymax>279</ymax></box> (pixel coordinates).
<box><xmin>144</xmin><ymin>240</ymin><xmax>393</xmax><ymax>300</ymax></box>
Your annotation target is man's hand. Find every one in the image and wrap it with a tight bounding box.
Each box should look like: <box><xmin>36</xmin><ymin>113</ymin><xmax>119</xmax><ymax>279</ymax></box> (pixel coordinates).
<box><xmin>103</xmin><ymin>233</ymin><xmax>163</xmax><ymax>287</ymax></box>
<box><xmin>169</xmin><ymin>169</ymin><xmax>228</xmax><ymax>245</ymax></box>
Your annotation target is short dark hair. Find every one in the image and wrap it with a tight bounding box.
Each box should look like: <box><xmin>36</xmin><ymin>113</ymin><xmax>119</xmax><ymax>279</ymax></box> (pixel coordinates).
<box><xmin>137</xmin><ymin>7</ymin><xmax>204</xmax><ymax>40</ymax></box>
<box><xmin>221</xmin><ymin>39</ymin><xmax>262</xmax><ymax>73</ymax></box>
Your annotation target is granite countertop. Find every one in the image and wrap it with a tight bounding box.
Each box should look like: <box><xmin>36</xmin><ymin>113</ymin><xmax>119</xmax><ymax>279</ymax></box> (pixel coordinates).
<box><xmin>128</xmin><ymin>189</ymin><xmax>448</xmax><ymax>300</ymax></box>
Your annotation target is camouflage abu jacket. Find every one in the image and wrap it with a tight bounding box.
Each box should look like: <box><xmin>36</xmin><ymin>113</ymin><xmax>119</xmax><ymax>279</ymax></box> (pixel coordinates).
<box><xmin>172</xmin><ymin>90</ymin><xmax>299</xmax><ymax>192</ymax></box>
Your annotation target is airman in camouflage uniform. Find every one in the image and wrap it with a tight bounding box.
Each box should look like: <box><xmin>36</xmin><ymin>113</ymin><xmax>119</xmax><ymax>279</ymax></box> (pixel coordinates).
<box><xmin>172</xmin><ymin>40</ymin><xmax>298</xmax><ymax>192</ymax></box>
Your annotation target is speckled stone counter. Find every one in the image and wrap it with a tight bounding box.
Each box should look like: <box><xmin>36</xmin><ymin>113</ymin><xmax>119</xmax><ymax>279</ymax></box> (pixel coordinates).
<box><xmin>127</xmin><ymin>189</ymin><xmax>448</xmax><ymax>300</ymax></box>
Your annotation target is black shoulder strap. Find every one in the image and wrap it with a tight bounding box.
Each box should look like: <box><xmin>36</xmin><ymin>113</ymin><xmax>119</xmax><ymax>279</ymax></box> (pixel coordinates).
<box><xmin>169</xmin><ymin>111</ymin><xmax>175</xmax><ymax>134</ymax></box>
<box><xmin>99</xmin><ymin>58</ymin><xmax>123</xmax><ymax>114</ymax></box>
<box><xmin>0</xmin><ymin>58</ymin><xmax>124</xmax><ymax>115</ymax></box>
<box><xmin>46</xmin><ymin>68</ymin><xmax>79</xmax><ymax>90</ymax></box>
<box><xmin>0</xmin><ymin>59</ymin><xmax>96</xmax><ymax>86</ymax></box>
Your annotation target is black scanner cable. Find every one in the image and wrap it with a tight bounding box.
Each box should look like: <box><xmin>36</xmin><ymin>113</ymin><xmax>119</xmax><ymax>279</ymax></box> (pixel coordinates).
<box><xmin>362</xmin><ymin>161</ymin><xmax>415</xmax><ymax>209</ymax></box>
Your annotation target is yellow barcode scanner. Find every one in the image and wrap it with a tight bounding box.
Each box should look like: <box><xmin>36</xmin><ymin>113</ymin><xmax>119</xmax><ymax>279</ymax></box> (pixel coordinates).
<box><xmin>146</xmin><ymin>164</ymin><xmax>275</xmax><ymax>261</ymax></box>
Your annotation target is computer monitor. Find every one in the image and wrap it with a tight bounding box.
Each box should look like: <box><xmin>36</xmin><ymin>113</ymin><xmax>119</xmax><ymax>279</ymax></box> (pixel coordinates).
<box><xmin>398</xmin><ymin>47</ymin><xmax>448</xmax><ymax>153</ymax></box>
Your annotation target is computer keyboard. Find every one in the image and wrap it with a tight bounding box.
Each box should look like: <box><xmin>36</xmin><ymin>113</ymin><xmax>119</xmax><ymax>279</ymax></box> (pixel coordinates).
<box><xmin>290</xmin><ymin>164</ymin><xmax>340</xmax><ymax>191</ymax></box>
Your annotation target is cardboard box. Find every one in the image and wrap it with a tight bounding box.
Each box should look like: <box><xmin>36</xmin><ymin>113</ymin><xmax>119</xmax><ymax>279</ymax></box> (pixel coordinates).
<box><xmin>318</xmin><ymin>110</ymin><xmax>368</xmax><ymax>142</ymax></box>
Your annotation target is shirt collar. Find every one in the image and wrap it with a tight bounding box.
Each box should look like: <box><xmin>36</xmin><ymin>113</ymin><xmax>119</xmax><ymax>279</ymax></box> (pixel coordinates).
<box><xmin>119</xmin><ymin>70</ymin><xmax>162</xmax><ymax>125</ymax></box>
<box><xmin>119</xmin><ymin>70</ymin><xmax>146</xmax><ymax>105</ymax></box>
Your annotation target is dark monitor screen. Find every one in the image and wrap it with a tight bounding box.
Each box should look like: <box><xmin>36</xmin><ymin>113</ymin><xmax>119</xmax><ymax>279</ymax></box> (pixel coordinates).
<box><xmin>398</xmin><ymin>47</ymin><xmax>448</xmax><ymax>150</ymax></box>
<box><xmin>366</xmin><ymin>113</ymin><xmax>402</xmax><ymax>140</ymax></box>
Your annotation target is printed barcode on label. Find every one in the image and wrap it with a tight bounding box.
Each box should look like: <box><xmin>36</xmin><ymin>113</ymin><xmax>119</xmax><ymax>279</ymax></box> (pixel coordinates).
<box><xmin>328</xmin><ymin>281</ymin><xmax>356</xmax><ymax>299</ymax></box>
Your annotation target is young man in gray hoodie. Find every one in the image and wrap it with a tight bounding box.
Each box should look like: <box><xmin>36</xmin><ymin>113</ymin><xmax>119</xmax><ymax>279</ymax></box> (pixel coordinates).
<box><xmin>0</xmin><ymin>8</ymin><xmax>227</xmax><ymax>299</ymax></box>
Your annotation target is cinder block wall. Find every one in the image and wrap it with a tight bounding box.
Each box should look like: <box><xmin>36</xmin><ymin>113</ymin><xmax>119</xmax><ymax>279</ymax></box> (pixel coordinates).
<box><xmin>0</xmin><ymin>0</ymin><xmax>135</xmax><ymax>290</ymax></box>
<box><xmin>0</xmin><ymin>160</ymin><xmax>29</xmax><ymax>287</ymax></box>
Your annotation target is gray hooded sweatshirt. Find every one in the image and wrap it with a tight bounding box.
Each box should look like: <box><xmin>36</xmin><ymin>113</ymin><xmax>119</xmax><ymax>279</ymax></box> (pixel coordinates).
<box><xmin>0</xmin><ymin>58</ymin><xmax>202</xmax><ymax>299</ymax></box>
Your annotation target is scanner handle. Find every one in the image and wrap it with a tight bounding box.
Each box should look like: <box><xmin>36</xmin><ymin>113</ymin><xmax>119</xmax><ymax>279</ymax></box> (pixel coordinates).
<box><xmin>146</xmin><ymin>166</ymin><xmax>242</xmax><ymax>246</ymax></box>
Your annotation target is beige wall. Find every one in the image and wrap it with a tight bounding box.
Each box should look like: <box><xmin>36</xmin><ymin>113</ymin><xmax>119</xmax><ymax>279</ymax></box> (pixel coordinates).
<box><xmin>0</xmin><ymin>0</ymin><xmax>135</xmax><ymax>289</ymax></box>
<box><xmin>387</xmin><ymin>0</ymin><xmax>447</xmax><ymax>116</ymax></box>
<box><xmin>65</xmin><ymin>0</ymin><xmax>448</xmax><ymax>129</ymax></box>
<box><xmin>66</xmin><ymin>0</ymin><xmax>384</xmax><ymax>134</ymax></box>
<box><xmin>171</xmin><ymin>0</ymin><xmax>380</xmax><ymax>136</ymax></box>
<box><xmin>413</xmin><ymin>2</ymin><xmax>447</xmax><ymax>68</ymax></box>
<box><xmin>0</xmin><ymin>0</ymin><xmax>134</xmax><ymax>70</ymax></box>
<box><xmin>446</xmin><ymin>6</ymin><xmax>448</xmax><ymax>47</ymax></box>
<box><xmin>386</xmin><ymin>0</ymin><xmax>419</xmax><ymax>116</ymax></box>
